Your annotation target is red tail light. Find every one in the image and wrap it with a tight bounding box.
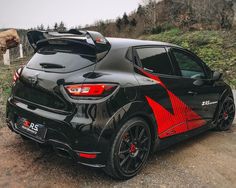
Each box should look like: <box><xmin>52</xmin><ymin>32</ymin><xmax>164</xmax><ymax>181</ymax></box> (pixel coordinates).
<box><xmin>79</xmin><ymin>153</ymin><xmax>97</xmax><ymax>159</ymax></box>
<box><xmin>65</xmin><ymin>83</ymin><xmax>117</xmax><ymax>97</ymax></box>
<box><xmin>13</xmin><ymin>71</ymin><xmax>20</xmax><ymax>83</ymax></box>
<box><xmin>13</xmin><ymin>67</ymin><xmax>23</xmax><ymax>84</ymax></box>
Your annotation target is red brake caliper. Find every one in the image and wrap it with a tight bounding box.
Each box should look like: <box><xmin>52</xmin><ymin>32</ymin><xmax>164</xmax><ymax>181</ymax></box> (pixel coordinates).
<box><xmin>223</xmin><ymin>112</ymin><xmax>228</xmax><ymax>120</ymax></box>
<box><xmin>129</xmin><ymin>143</ymin><xmax>136</xmax><ymax>154</ymax></box>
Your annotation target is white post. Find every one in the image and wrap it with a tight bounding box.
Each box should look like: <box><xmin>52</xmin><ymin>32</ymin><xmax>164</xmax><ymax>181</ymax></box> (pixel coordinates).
<box><xmin>19</xmin><ymin>44</ymin><xmax>23</xmax><ymax>58</ymax></box>
<box><xmin>3</xmin><ymin>49</ymin><xmax>10</xmax><ymax>65</ymax></box>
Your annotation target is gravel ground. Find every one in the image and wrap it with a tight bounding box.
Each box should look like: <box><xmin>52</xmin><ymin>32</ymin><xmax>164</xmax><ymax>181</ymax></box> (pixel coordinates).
<box><xmin>0</xmin><ymin>91</ymin><xmax>235</xmax><ymax>188</ymax></box>
<box><xmin>0</xmin><ymin>123</ymin><xmax>235</xmax><ymax>188</ymax></box>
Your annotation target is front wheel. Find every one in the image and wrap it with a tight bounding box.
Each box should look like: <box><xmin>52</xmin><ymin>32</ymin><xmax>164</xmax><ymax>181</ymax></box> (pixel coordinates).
<box><xmin>104</xmin><ymin>117</ymin><xmax>151</xmax><ymax>180</ymax></box>
<box><xmin>216</xmin><ymin>96</ymin><xmax>235</xmax><ymax>131</ymax></box>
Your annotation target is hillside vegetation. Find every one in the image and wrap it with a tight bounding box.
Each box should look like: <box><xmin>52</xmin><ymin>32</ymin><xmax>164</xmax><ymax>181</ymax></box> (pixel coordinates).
<box><xmin>88</xmin><ymin>0</ymin><xmax>236</xmax><ymax>38</ymax></box>
<box><xmin>1</xmin><ymin>0</ymin><xmax>235</xmax><ymax>61</ymax></box>
<box><xmin>0</xmin><ymin>58</ymin><xmax>28</xmax><ymax>123</ymax></box>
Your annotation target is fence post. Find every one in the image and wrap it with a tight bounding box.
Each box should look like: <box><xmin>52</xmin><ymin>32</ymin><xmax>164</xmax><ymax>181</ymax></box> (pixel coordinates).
<box><xmin>3</xmin><ymin>49</ymin><xmax>10</xmax><ymax>65</ymax></box>
<box><xmin>19</xmin><ymin>44</ymin><xmax>23</xmax><ymax>58</ymax></box>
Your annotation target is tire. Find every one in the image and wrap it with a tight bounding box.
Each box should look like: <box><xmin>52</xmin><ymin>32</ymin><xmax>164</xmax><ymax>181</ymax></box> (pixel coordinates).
<box><xmin>104</xmin><ymin>117</ymin><xmax>151</xmax><ymax>180</ymax></box>
<box><xmin>216</xmin><ymin>96</ymin><xmax>235</xmax><ymax>131</ymax></box>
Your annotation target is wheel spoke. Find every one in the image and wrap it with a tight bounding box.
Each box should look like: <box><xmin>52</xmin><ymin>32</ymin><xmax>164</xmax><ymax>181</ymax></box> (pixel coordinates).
<box><xmin>136</xmin><ymin>155</ymin><xmax>143</xmax><ymax>164</ymax></box>
<box><xmin>139</xmin><ymin>147</ymin><xmax>148</xmax><ymax>153</ymax></box>
<box><xmin>119</xmin><ymin>149</ymin><xmax>129</xmax><ymax>155</ymax></box>
<box><xmin>218</xmin><ymin>114</ymin><xmax>223</xmax><ymax>122</ymax></box>
<box><xmin>129</xmin><ymin>129</ymin><xmax>135</xmax><ymax>142</ymax></box>
<box><xmin>140</xmin><ymin>137</ymin><xmax>149</xmax><ymax>145</ymax></box>
<box><xmin>133</xmin><ymin>157</ymin><xmax>138</xmax><ymax>168</ymax></box>
<box><xmin>218</xmin><ymin>117</ymin><xmax>223</xmax><ymax>123</ymax></box>
<box><xmin>122</xmin><ymin>139</ymin><xmax>130</xmax><ymax>148</ymax></box>
<box><xmin>138</xmin><ymin>128</ymin><xmax>145</xmax><ymax>141</ymax></box>
<box><xmin>223</xmin><ymin>104</ymin><xmax>228</xmax><ymax>112</ymax></box>
<box><xmin>135</xmin><ymin>125</ymin><xmax>140</xmax><ymax>139</ymax></box>
<box><xmin>125</xmin><ymin>157</ymin><xmax>133</xmax><ymax>171</ymax></box>
<box><xmin>228</xmin><ymin>106</ymin><xmax>235</xmax><ymax>114</ymax></box>
<box><xmin>229</xmin><ymin>110</ymin><xmax>235</xmax><ymax>115</ymax></box>
<box><xmin>120</xmin><ymin>154</ymin><xmax>130</xmax><ymax>167</ymax></box>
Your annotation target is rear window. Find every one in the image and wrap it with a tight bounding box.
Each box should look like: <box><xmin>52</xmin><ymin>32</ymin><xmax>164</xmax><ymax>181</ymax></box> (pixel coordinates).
<box><xmin>27</xmin><ymin>42</ymin><xmax>96</xmax><ymax>73</ymax></box>
<box><xmin>136</xmin><ymin>47</ymin><xmax>173</xmax><ymax>75</ymax></box>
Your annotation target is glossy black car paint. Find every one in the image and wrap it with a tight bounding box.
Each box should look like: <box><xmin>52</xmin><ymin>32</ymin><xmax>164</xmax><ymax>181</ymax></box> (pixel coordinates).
<box><xmin>6</xmin><ymin>32</ymin><xmax>234</xmax><ymax>168</ymax></box>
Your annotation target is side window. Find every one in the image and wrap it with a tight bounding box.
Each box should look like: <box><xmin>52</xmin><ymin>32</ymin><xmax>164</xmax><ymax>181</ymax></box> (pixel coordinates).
<box><xmin>173</xmin><ymin>50</ymin><xmax>206</xmax><ymax>79</ymax></box>
<box><xmin>136</xmin><ymin>47</ymin><xmax>173</xmax><ymax>75</ymax></box>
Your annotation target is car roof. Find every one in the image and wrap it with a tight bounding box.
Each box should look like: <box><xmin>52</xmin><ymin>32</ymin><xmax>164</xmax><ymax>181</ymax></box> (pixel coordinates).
<box><xmin>106</xmin><ymin>37</ymin><xmax>181</xmax><ymax>49</ymax></box>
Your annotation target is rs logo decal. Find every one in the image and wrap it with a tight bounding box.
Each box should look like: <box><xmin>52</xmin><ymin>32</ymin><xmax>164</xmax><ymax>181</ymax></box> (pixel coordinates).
<box><xmin>22</xmin><ymin>120</ymin><xmax>39</xmax><ymax>134</ymax></box>
<box><xmin>202</xmin><ymin>101</ymin><xmax>218</xmax><ymax>106</ymax></box>
<box><xmin>29</xmin><ymin>123</ymin><xmax>39</xmax><ymax>132</ymax></box>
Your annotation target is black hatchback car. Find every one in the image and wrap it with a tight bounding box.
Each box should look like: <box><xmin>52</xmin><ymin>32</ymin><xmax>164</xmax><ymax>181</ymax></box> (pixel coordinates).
<box><xmin>6</xmin><ymin>30</ymin><xmax>235</xmax><ymax>179</ymax></box>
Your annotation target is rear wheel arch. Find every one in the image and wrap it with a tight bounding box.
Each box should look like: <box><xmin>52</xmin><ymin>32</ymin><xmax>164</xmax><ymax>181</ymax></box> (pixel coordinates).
<box><xmin>98</xmin><ymin>103</ymin><xmax>159</xmax><ymax>153</ymax></box>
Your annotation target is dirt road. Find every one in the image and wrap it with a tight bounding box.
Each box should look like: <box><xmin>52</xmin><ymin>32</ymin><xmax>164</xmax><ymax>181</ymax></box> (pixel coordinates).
<box><xmin>0</xmin><ymin>120</ymin><xmax>236</xmax><ymax>188</ymax></box>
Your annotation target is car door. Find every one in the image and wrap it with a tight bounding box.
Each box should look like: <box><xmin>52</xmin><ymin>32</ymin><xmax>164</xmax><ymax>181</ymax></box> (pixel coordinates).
<box><xmin>133</xmin><ymin>46</ymin><xmax>190</xmax><ymax>138</ymax></box>
<box><xmin>170</xmin><ymin>48</ymin><xmax>220</xmax><ymax>131</ymax></box>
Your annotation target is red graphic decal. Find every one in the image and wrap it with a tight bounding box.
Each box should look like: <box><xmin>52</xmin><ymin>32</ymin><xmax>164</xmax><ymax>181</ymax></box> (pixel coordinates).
<box><xmin>140</xmin><ymin>69</ymin><xmax>206</xmax><ymax>138</ymax></box>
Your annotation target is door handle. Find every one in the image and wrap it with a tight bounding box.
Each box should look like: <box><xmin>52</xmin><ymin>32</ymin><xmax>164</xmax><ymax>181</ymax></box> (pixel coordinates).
<box><xmin>187</xmin><ymin>91</ymin><xmax>198</xmax><ymax>96</ymax></box>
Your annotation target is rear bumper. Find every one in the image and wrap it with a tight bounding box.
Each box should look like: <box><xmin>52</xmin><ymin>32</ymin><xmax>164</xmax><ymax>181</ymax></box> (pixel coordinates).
<box><xmin>6</xmin><ymin>97</ymin><xmax>107</xmax><ymax>168</ymax></box>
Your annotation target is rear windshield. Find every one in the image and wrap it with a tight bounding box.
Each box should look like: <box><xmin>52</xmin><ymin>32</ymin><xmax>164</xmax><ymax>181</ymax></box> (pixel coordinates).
<box><xmin>27</xmin><ymin>42</ymin><xmax>96</xmax><ymax>73</ymax></box>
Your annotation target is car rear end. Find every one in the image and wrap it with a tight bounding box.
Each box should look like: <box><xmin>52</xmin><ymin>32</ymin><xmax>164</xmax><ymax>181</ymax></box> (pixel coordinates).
<box><xmin>6</xmin><ymin>30</ymin><xmax>117</xmax><ymax>167</ymax></box>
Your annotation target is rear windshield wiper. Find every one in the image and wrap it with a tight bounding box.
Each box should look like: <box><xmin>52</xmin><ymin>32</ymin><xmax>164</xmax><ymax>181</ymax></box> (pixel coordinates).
<box><xmin>40</xmin><ymin>63</ymin><xmax>65</xmax><ymax>69</ymax></box>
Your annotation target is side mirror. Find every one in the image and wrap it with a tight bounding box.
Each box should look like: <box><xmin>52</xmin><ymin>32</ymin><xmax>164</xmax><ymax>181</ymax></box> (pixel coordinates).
<box><xmin>212</xmin><ymin>71</ymin><xmax>222</xmax><ymax>81</ymax></box>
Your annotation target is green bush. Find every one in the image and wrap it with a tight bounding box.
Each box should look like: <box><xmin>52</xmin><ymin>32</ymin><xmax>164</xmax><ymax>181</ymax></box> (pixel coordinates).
<box><xmin>151</xmin><ymin>24</ymin><xmax>178</xmax><ymax>34</ymax></box>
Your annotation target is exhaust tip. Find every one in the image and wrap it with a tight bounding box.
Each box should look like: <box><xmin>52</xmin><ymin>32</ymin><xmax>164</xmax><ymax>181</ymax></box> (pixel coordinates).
<box><xmin>54</xmin><ymin>147</ymin><xmax>73</xmax><ymax>159</ymax></box>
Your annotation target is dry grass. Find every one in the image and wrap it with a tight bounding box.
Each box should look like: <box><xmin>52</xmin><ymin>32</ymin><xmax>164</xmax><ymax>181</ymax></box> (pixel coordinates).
<box><xmin>0</xmin><ymin>58</ymin><xmax>28</xmax><ymax>126</ymax></box>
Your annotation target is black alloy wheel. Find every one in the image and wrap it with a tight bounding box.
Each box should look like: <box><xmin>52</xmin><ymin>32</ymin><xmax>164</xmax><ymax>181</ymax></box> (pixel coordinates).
<box><xmin>216</xmin><ymin>97</ymin><xmax>235</xmax><ymax>131</ymax></box>
<box><xmin>104</xmin><ymin>118</ymin><xmax>151</xmax><ymax>179</ymax></box>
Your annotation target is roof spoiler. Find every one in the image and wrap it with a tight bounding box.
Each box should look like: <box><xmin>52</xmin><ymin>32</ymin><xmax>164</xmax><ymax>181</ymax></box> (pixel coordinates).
<box><xmin>27</xmin><ymin>29</ymin><xmax>111</xmax><ymax>60</ymax></box>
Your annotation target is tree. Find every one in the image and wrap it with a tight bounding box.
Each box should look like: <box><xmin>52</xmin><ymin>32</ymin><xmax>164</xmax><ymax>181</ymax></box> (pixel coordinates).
<box><xmin>130</xmin><ymin>18</ymin><xmax>137</xmax><ymax>27</ymax></box>
<box><xmin>94</xmin><ymin>20</ymin><xmax>106</xmax><ymax>33</ymax></box>
<box><xmin>142</xmin><ymin>0</ymin><xmax>157</xmax><ymax>29</ymax></box>
<box><xmin>58</xmin><ymin>21</ymin><xmax>67</xmax><ymax>32</ymax></box>
<box><xmin>74</xmin><ymin>25</ymin><xmax>82</xmax><ymax>29</ymax></box>
<box><xmin>116</xmin><ymin>17</ymin><xmax>122</xmax><ymax>31</ymax></box>
<box><xmin>46</xmin><ymin>25</ymin><xmax>51</xmax><ymax>31</ymax></box>
<box><xmin>54</xmin><ymin>23</ymin><xmax>58</xmax><ymax>31</ymax></box>
<box><xmin>122</xmin><ymin>13</ymin><xmax>129</xmax><ymax>25</ymax></box>
<box><xmin>137</xmin><ymin>4</ymin><xmax>144</xmax><ymax>16</ymax></box>
<box><xmin>36</xmin><ymin>24</ymin><xmax>44</xmax><ymax>30</ymax></box>
<box><xmin>39</xmin><ymin>24</ymin><xmax>45</xmax><ymax>30</ymax></box>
